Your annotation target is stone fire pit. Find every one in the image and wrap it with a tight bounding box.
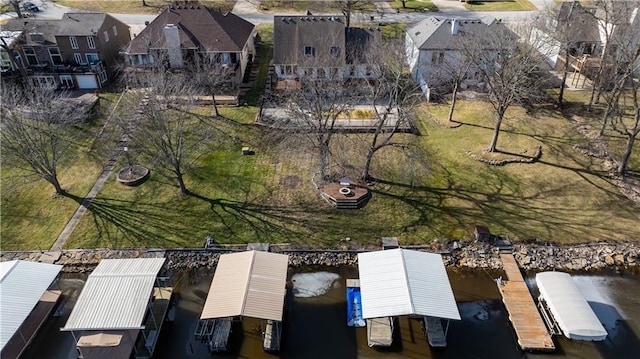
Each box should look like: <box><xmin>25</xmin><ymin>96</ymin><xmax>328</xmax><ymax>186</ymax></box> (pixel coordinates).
<box><xmin>116</xmin><ymin>165</ymin><xmax>150</xmax><ymax>186</ymax></box>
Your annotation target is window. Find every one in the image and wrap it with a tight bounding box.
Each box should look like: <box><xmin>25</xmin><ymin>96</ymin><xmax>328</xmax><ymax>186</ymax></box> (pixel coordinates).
<box><xmin>1</xmin><ymin>51</ymin><xmax>13</xmax><ymax>70</ymax></box>
<box><xmin>330</xmin><ymin>46</ymin><xmax>340</xmax><ymax>57</ymax></box>
<box><xmin>86</xmin><ymin>53</ymin><xmax>99</xmax><ymax>64</ymax></box>
<box><xmin>59</xmin><ymin>75</ymin><xmax>73</xmax><ymax>88</ymax></box>
<box><xmin>99</xmin><ymin>70</ymin><xmax>107</xmax><ymax>83</ymax></box>
<box><xmin>87</xmin><ymin>36</ymin><xmax>96</xmax><ymax>49</ymax></box>
<box><xmin>70</xmin><ymin>36</ymin><xmax>78</xmax><ymax>49</ymax></box>
<box><xmin>431</xmin><ymin>51</ymin><xmax>445</xmax><ymax>64</ymax></box>
<box><xmin>48</xmin><ymin>47</ymin><xmax>63</xmax><ymax>65</ymax></box>
<box><xmin>103</xmin><ymin>31</ymin><xmax>109</xmax><ymax>42</ymax></box>
<box><xmin>136</xmin><ymin>54</ymin><xmax>154</xmax><ymax>65</ymax></box>
<box><xmin>74</xmin><ymin>53</ymin><xmax>84</xmax><ymax>65</ymax></box>
<box><xmin>304</xmin><ymin>46</ymin><xmax>315</xmax><ymax>57</ymax></box>
<box><xmin>112</xmin><ymin>25</ymin><xmax>118</xmax><ymax>36</ymax></box>
<box><xmin>31</xmin><ymin>76</ymin><xmax>56</xmax><ymax>89</ymax></box>
<box><xmin>23</xmin><ymin>47</ymin><xmax>38</xmax><ymax>65</ymax></box>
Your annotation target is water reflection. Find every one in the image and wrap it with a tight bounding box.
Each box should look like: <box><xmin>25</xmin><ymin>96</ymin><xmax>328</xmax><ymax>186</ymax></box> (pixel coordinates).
<box><xmin>20</xmin><ymin>267</ymin><xmax>640</xmax><ymax>359</ymax></box>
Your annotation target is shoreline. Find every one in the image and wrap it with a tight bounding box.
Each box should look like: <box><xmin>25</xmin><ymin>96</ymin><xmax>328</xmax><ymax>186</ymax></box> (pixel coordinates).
<box><xmin>1</xmin><ymin>240</ymin><xmax>637</xmax><ymax>273</ymax></box>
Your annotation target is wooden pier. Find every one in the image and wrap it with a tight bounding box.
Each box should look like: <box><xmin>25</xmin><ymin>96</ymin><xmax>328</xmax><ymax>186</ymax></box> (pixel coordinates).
<box><xmin>498</xmin><ymin>254</ymin><xmax>555</xmax><ymax>352</ymax></box>
<box><xmin>367</xmin><ymin>317</ymin><xmax>394</xmax><ymax>347</ymax></box>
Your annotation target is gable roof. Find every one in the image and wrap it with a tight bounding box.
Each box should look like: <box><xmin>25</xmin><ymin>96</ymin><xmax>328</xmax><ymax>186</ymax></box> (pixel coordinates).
<box><xmin>557</xmin><ymin>1</ymin><xmax>601</xmax><ymax>43</ymax></box>
<box><xmin>200</xmin><ymin>251</ymin><xmax>289</xmax><ymax>321</ymax></box>
<box><xmin>273</xmin><ymin>14</ymin><xmax>347</xmax><ymax>65</ymax></box>
<box><xmin>3</xmin><ymin>13</ymin><xmax>126</xmax><ymax>45</ymax></box>
<box><xmin>406</xmin><ymin>16</ymin><xmax>498</xmax><ymax>51</ymax></box>
<box><xmin>124</xmin><ymin>5</ymin><xmax>254</xmax><ymax>54</ymax></box>
<box><xmin>345</xmin><ymin>27</ymin><xmax>382</xmax><ymax>64</ymax></box>
<box><xmin>0</xmin><ymin>260</ymin><xmax>63</xmax><ymax>351</ymax></box>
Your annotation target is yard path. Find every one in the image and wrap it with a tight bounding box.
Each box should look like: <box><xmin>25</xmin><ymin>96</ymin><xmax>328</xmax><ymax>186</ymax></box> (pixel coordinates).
<box><xmin>49</xmin><ymin>91</ymin><xmax>149</xmax><ymax>251</ymax></box>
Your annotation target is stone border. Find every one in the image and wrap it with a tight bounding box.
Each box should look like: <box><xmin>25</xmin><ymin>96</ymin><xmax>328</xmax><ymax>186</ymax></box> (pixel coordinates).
<box><xmin>466</xmin><ymin>145</ymin><xmax>542</xmax><ymax>166</ymax></box>
<box><xmin>1</xmin><ymin>241</ymin><xmax>636</xmax><ymax>273</ymax></box>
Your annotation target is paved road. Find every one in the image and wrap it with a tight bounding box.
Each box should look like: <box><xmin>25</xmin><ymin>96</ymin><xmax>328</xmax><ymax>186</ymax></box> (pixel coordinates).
<box><xmin>2</xmin><ymin>0</ymin><xmax>555</xmax><ymax>27</ymax></box>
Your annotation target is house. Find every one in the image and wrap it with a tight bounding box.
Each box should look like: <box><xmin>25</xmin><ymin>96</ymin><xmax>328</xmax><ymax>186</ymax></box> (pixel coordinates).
<box><xmin>122</xmin><ymin>2</ymin><xmax>256</xmax><ymax>85</ymax></box>
<box><xmin>405</xmin><ymin>17</ymin><xmax>506</xmax><ymax>101</ymax></box>
<box><xmin>2</xmin><ymin>13</ymin><xmax>130</xmax><ymax>89</ymax></box>
<box><xmin>272</xmin><ymin>14</ymin><xmax>381</xmax><ymax>81</ymax></box>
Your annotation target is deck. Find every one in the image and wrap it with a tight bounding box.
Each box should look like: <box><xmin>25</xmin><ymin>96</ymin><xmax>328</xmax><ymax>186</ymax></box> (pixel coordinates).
<box><xmin>498</xmin><ymin>254</ymin><xmax>555</xmax><ymax>352</ymax></box>
<box><xmin>367</xmin><ymin>317</ymin><xmax>394</xmax><ymax>347</ymax></box>
<box><xmin>321</xmin><ymin>183</ymin><xmax>371</xmax><ymax>209</ymax></box>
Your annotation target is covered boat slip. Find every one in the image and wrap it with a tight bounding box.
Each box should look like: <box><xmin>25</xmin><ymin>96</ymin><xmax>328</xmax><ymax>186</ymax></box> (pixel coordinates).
<box><xmin>199</xmin><ymin>250</ymin><xmax>289</xmax><ymax>352</ymax></box>
<box><xmin>357</xmin><ymin>249</ymin><xmax>461</xmax><ymax>348</ymax></box>
<box><xmin>61</xmin><ymin>258</ymin><xmax>170</xmax><ymax>359</ymax></box>
<box><xmin>0</xmin><ymin>260</ymin><xmax>63</xmax><ymax>359</ymax></box>
<box><xmin>536</xmin><ymin>271</ymin><xmax>607</xmax><ymax>341</ymax></box>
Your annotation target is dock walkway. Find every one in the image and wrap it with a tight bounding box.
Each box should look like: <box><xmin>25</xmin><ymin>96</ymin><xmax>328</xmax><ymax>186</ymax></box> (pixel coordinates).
<box><xmin>498</xmin><ymin>254</ymin><xmax>555</xmax><ymax>352</ymax></box>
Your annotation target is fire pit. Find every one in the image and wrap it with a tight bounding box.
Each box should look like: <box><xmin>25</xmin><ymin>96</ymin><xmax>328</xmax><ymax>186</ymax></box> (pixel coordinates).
<box><xmin>116</xmin><ymin>165</ymin><xmax>150</xmax><ymax>186</ymax></box>
<box><xmin>339</xmin><ymin>187</ymin><xmax>352</xmax><ymax>195</ymax></box>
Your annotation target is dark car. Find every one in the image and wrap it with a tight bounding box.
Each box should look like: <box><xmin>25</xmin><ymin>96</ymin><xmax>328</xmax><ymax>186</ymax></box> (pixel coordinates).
<box><xmin>22</xmin><ymin>2</ymin><xmax>40</xmax><ymax>12</ymax></box>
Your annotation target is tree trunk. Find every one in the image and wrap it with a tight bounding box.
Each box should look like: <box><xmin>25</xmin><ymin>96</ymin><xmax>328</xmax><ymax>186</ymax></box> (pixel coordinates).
<box><xmin>177</xmin><ymin>173</ymin><xmax>188</xmax><ymax>195</ymax></box>
<box><xmin>448</xmin><ymin>81</ymin><xmax>459</xmax><ymax>122</ymax></box>
<box><xmin>599</xmin><ymin>95</ymin><xmax>617</xmax><ymax>135</ymax></box>
<box><xmin>488</xmin><ymin>108</ymin><xmax>506</xmax><ymax>152</ymax></box>
<box><xmin>401</xmin><ymin>0</ymin><xmax>407</xmax><ymax>9</ymax></box>
<box><xmin>142</xmin><ymin>0</ymin><xmax>147</xmax><ymax>6</ymax></box>
<box><xmin>319</xmin><ymin>137</ymin><xmax>330</xmax><ymax>181</ymax></box>
<box><xmin>51</xmin><ymin>177</ymin><xmax>65</xmax><ymax>195</ymax></box>
<box><xmin>362</xmin><ymin>147</ymin><xmax>375</xmax><ymax>181</ymax></box>
<box><xmin>212</xmin><ymin>93</ymin><xmax>219</xmax><ymax>117</ymax></box>
<box><xmin>558</xmin><ymin>49</ymin><xmax>570</xmax><ymax>107</ymax></box>
<box><xmin>618</xmin><ymin>110</ymin><xmax>639</xmax><ymax>175</ymax></box>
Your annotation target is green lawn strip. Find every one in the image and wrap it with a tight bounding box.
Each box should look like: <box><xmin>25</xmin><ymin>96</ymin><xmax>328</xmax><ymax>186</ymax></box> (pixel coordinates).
<box><xmin>245</xmin><ymin>24</ymin><xmax>274</xmax><ymax>106</ymax></box>
<box><xmin>0</xmin><ymin>95</ymin><xmax>120</xmax><ymax>250</ymax></box>
<box><xmin>464</xmin><ymin>0</ymin><xmax>537</xmax><ymax>12</ymax></box>
<box><xmin>54</xmin><ymin>1</ymin><xmax>234</xmax><ymax>14</ymax></box>
<box><xmin>389</xmin><ymin>1</ymin><xmax>438</xmax><ymax>13</ymax></box>
<box><xmin>260</xmin><ymin>1</ymin><xmax>376</xmax><ymax>13</ymax></box>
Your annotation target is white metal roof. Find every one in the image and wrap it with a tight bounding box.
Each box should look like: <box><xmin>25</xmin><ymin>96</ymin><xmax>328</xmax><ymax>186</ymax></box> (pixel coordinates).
<box><xmin>357</xmin><ymin>249</ymin><xmax>460</xmax><ymax>320</ymax></box>
<box><xmin>0</xmin><ymin>260</ymin><xmax>63</xmax><ymax>351</ymax></box>
<box><xmin>536</xmin><ymin>271</ymin><xmax>607</xmax><ymax>341</ymax></box>
<box><xmin>62</xmin><ymin>258</ymin><xmax>165</xmax><ymax>331</ymax></box>
<box><xmin>201</xmin><ymin>251</ymin><xmax>289</xmax><ymax>321</ymax></box>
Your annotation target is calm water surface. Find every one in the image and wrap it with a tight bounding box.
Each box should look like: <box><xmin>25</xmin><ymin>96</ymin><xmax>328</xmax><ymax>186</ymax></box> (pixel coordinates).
<box><xmin>22</xmin><ymin>267</ymin><xmax>640</xmax><ymax>359</ymax></box>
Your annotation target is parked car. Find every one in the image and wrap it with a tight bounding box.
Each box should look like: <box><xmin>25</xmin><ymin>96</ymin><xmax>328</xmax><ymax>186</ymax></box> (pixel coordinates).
<box><xmin>22</xmin><ymin>2</ymin><xmax>40</xmax><ymax>12</ymax></box>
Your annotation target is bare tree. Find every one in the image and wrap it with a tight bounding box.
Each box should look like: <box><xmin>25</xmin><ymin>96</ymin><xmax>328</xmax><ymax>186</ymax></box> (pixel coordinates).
<box><xmin>126</xmin><ymin>73</ymin><xmax>214</xmax><ymax>195</ymax></box>
<box><xmin>536</xmin><ymin>1</ymin><xmax>600</xmax><ymax>107</ymax></box>
<box><xmin>7</xmin><ymin>0</ymin><xmax>25</xmax><ymax>18</ymax></box>
<box><xmin>337</xmin><ymin>1</ymin><xmax>371</xmax><ymax>28</ymax></box>
<box><xmin>0</xmin><ymin>84</ymin><xmax>88</xmax><ymax>194</ymax></box>
<box><xmin>360</xmin><ymin>42</ymin><xmax>420</xmax><ymax>180</ymax></box>
<box><xmin>191</xmin><ymin>53</ymin><xmax>240</xmax><ymax>117</ymax></box>
<box><xmin>462</xmin><ymin>22</ymin><xmax>546</xmax><ymax>152</ymax></box>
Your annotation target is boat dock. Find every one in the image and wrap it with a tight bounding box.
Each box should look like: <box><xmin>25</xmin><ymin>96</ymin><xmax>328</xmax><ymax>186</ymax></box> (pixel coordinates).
<box><xmin>424</xmin><ymin>316</ymin><xmax>447</xmax><ymax>347</ymax></box>
<box><xmin>366</xmin><ymin>317</ymin><xmax>394</xmax><ymax>347</ymax></box>
<box><xmin>498</xmin><ymin>253</ymin><xmax>555</xmax><ymax>351</ymax></box>
<box><xmin>262</xmin><ymin>320</ymin><xmax>282</xmax><ymax>352</ymax></box>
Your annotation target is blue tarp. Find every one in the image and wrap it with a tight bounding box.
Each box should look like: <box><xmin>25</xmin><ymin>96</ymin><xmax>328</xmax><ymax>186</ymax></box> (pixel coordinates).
<box><xmin>347</xmin><ymin>287</ymin><xmax>366</xmax><ymax>327</ymax></box>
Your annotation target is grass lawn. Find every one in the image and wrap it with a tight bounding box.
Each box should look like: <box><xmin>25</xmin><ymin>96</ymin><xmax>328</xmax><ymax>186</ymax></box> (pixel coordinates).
<box><xmin>464</xmin><ymin>0</ymin><xmax>537</xmax><ymax>11</ymax></box>
<box><xmin>260</xmin><ymin>1</ymin><xmax>376</xmax><ymax>14</ymax></box>
<box><xmin>389</xmin><ymin>1</ymin><xmax>438</xmax><ymax>13</ymax></box>
<box><xmin>0</xmin><ymin>93</ymin><xmax>124</xmax><ymax>250</ymax></box>
<box><xmin>54</xmin><ymin>1</ymin><xmax>234</xmax><ymax>14</ymax></box>
<box><xmin>58</xmin><ymin>94</ymin><xmax>640</xmax><ymax>249</ymax></box>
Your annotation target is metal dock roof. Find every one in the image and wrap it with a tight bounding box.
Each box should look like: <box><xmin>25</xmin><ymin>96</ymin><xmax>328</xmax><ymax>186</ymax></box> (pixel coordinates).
<box><xmin>357</xmin><ymin>249</ymin><xmax>461</xmax><ymax>320</ymax></box>
<box><xmin>61</xmin><ymin>258</ymin><xmax>165</xmax><ymax>331</ymax></box>
<box><xmin>201</xmin><ymin>251</ymin><xmax>289</xmax><ymax>322</ymax></box>
<box><xmin>0</xmin><ymin>260</ymin><xmax>62</xmax><ymax>351</ymax></box>
<box><xmin>536</xmin><ymin>271</ymin><xmax>607</xmax><ymax>341</ymax></box>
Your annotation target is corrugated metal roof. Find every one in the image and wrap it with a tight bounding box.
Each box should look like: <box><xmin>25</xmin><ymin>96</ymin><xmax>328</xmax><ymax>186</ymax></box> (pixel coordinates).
<box><xmin>357</xmin><ymin>249</ymin><xmax>460</xmax><ymax>320</ymax></box>
<box><xmin>201</xmin><ymin>251</ymin><xmax>289</xmax><ymax>321</ymax></box>
<box><xmin>536</xmin><ymin>272</ymin><xmax>607</xmax><ymax>341</ymax></box>
<box><xmin>0</xmin><ymin>260</ymin><xmax>63</xmax><ymax>351</ymax></box>
<box><xmin>62</xmin><ymin>258</ymin><xmax>165</xmax><ymax>331</ymax></box>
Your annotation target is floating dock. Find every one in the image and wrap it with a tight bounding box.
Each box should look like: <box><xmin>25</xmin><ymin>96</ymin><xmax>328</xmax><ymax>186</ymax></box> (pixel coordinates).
<box><xmin>498</xmin><ymin>254</ymin><xmax>555</xmax><ymax>351</ymax></box>
<box><xmin>263</xmin><ymin>319</ymin><xmax>282</xmax><ymax>352</ymax></box>
<box><xmin>424</xmin><ymin>316</ymin><xmax>447</xmax><ymax>347</ymax></box>
<box><xmin>346</xmin><ymin>279</ymin><xmax>365</xmax><ymax>327</ymax></box>
<box><xmin>367</xmin><ymin>317</ymin><xmax>394</xmax><ymax>347</ymax></box>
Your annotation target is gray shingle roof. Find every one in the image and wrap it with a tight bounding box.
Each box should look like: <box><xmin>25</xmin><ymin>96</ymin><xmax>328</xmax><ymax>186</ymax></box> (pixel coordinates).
<box><xmin>406</xmin><ymin>16</ymin><xmax>498</xmax><ymax>51</ymax></box>
<box><xmin>124</xmin><ymin>5</ymin><xmax>254</xmax><ymax>54</ymax></box>
<box><xmin>273</xmin><ymin>15</ymin><xmax>347</xmax><ymax>65</ymax></box>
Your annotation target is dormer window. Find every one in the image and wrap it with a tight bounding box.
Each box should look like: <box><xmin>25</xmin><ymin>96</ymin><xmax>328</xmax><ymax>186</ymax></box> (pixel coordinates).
<box><xmin>29</xmin><ymin>33</ymin><xmax>44</xmax><ymax>42</ymax></box>
<box><xmin>304</xmin><ymin>46</ymin><xmax>315</xmax><ymax>57</ymax></box>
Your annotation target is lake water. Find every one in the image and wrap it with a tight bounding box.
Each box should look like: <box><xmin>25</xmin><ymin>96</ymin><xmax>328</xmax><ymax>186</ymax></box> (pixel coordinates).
<box><xmin>22</xmin><ymin>267</ymin><xmax>640</xmax><ymax>359</ymax></box>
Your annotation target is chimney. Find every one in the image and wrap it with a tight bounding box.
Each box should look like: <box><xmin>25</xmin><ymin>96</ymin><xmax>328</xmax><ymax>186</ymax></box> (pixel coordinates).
<box><xmin>164</xmin><ymin>24</ymin><xmax>183</xmax><ymax>68</ymax></box>
<box><xmin>451</xmin><ymin>19</ymin><xmax>459</xmax><ymax>35</ymax></box>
